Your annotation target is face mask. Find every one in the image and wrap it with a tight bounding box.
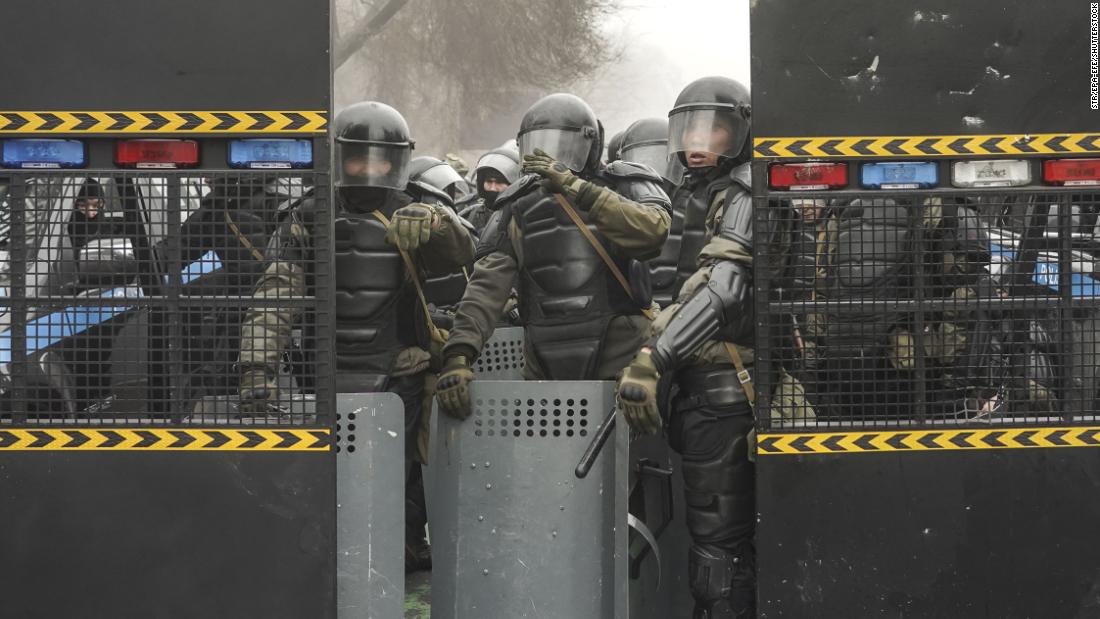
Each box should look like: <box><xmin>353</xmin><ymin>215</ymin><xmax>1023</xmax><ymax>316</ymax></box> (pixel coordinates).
<box><xmin>339</xmin><ymin>186</ymin><xmax>389</xmax><ymax>211</ymax></box>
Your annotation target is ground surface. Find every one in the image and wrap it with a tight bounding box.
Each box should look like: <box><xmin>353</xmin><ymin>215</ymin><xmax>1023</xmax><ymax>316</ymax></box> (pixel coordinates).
<box><xmin>404</xmin><ymin>570</ymin><xmax>431</xmax><ymax>618</ymax></box>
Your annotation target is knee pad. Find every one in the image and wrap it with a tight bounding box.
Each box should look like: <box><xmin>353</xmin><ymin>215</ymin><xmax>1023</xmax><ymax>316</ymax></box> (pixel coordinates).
<box><xmin>679</xmin><ymin>420</ymin><xmax>755</xmax><ymax>546</ymax></box>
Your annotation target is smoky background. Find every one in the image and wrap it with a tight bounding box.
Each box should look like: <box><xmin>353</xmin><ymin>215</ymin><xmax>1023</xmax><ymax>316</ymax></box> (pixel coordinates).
<box><xmin>334</xmin><ymin>0</ymin><xmax>751</xmax><ymax>161</ymax></box>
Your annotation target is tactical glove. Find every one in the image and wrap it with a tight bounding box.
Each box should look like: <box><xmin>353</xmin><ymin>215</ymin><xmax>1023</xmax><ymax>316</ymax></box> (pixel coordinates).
<box><xmin>522</xmin><ymin>148</ymin><xmax>579</xmax><ymax>195</ymax></box>
<box><xmin>616</xmin><ymin>348</ymin><xmax>663</xmax><ymax>435</ymax></box>
<box><xmin>436</xmin><ymin>355</ymin><xmax>475</xmax><ymax>420</ymax></box>
<box><xmin>386</xmin><ymin>203</ymin><xmax>438</xmax><ymax>251</ymax></box>
<box><xmin>523</xmin><ymin>148</ymin><xmax>604</xmax><ymax>210</ymax></box>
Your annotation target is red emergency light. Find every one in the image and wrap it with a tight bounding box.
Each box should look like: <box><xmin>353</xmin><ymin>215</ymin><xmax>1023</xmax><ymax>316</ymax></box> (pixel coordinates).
<box><xmin>1043</xmin><ymin>158</ymin><xmax>1100</xmax><ymax>186</ymax></box>
<box><xmin>769</xmin><ymin>162</ymin><xmax>848</xmax><ymax>190</ymax></box>
<box><xmin>115</xmin><ymin>139</ymin><xmax>200</xmax><ymax>169</ymax></box>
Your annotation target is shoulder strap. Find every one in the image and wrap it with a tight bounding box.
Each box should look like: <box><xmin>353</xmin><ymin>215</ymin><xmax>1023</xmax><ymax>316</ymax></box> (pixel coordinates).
<box><xmin>551</xmin><ymin>192</ymin><xmax>657</xmax><ymax>321</ymax></box>
<box><xmin>722</xmin><ymin>342</ymin><xmax>756</xmax><ymax>411</ymax></box>
<box><xmin>223</xmin><ymin>212</ymin><xmax>266</xmax><ymax>262</ymax></box>
<box><xmin>369</xmin><ymin>210</ymin><xmax>444</xmax><ymax>343</ymax></box>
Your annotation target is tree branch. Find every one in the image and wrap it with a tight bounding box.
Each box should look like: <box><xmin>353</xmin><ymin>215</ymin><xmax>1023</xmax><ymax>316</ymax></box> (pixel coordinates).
<box><xmin>334</xmin><ymin>0</ymin><xmax>410</xmax><ymax>70</ymax></box>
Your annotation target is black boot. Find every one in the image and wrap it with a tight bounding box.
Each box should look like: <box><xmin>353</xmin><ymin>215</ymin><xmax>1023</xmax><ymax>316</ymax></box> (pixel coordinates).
<box><xmin>689</xmin><ymin>544</ymin><xmax>756</xmax><ymax>619</ymax></box>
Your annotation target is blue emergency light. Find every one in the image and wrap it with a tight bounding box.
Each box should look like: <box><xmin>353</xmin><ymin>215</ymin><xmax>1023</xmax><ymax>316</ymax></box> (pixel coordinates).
<box><xmin>228</xmin><ymin>139</ymin><xmax>313</xmax><ymax>169</ymax></box>
<box><xmin>1</xmin><ymin>139</ymin><xmax>86</xmax><ymax>169</ymax></box>
<box><xmin>860</xmin><ymin>161</ymin><xmax>939</xmax><ymax>189</ymax></box>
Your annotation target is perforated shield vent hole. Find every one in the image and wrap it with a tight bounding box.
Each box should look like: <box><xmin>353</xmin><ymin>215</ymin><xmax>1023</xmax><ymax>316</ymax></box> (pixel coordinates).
<box><xmin>471</xmin><ymin>337</ymin><xmax>526</xmax><ymax>373</ymax></box>
<box><xmin>335</xmin><ymin>410</ymin><xmax>358</xmax><ymax>454</ymax></box>
<box><xmin>473</xmin><ymin>397</ymin><xmax>590</xmax><ymax>438</ymax></box>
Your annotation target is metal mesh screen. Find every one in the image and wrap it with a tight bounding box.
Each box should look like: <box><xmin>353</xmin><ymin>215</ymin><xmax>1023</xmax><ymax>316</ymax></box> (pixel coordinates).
<box><xmin>756</xmin><ymin>188</ymin><xmax>1100</xmax><ymax>430</ymax></box>
<box><xmin>0</xmin><ymin>172</ymin><xmax>333</xmax><ymax>425</ymax></box>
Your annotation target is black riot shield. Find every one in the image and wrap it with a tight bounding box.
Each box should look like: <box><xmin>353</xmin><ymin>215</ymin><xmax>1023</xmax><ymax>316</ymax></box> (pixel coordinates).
<box><xmin>751</xmin><ymin>1</ymin><xmax>1100</xmax><ymax>616</ymax></box>
<box><xmin>0</xmin><ymin>0</ymin><xmax>335</xmax><ymax>615</ymax></box>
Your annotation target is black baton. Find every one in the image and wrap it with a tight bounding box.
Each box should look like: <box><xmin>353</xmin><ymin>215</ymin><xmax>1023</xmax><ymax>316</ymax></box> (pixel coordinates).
<box><xmin>575</xmin><ymin>407</ymin><xmax>617</xmax><ymax>479</ymax></box>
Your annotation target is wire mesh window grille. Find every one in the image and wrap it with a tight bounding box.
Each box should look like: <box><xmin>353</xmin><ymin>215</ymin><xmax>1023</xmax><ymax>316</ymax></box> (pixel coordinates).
<box><xmin>0</xmin><ymin>172</ymin><xmax>333</xmax><ymax>425</ymax></box>
<box><xmin>755</xmin><ymin>188</ymin><xmax>1100</xmax><ymax>430</ymax></box>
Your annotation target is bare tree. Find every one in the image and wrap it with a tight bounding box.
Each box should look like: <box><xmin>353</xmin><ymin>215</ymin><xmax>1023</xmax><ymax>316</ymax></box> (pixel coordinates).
<box><xmin>335</xmin><ymin>0</ymin><xmax>620</xmax><ymax>153</ymax></box>
<box><xmin>334</xmin><ymin>0</ymin><xmax>410</xmax><ymax>71</ymax></box>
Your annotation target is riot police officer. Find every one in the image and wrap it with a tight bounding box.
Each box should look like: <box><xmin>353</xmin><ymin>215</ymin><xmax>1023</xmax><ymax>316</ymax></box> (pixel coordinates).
<box><xmin>236</xmin><ymin>101</ymin><xmax>475</xmax><ymax>572</ymax></box>
<box><xmin>619</xmin><ymin>117</ymin><xmax>685</xmax><ymax>194</ymax></box>
<box><xmin>434</xmin><ymin>93</ymin><xmax>672</xmax><ymax>418</ymax></box>
<box><xmin>456</xmin><ymin>144</ymin><xmax>522</xmax><ymax>234</ymax></box>
<box><xmin>615</xmin><ymin>76</ymin><xmax>761</xmax><ymax>619</ymax></box>
<box><xmin>618</xmin><ymin>117</ymin><xmax>687</xmax><ymax>308</ymax></box>
<box><xmin>408</xmin><ymin>155</ymin><xmax>469</xmax><ymax>202</ymax></box>
<box><xmin>606</xmin><ymin>129</ymin><xmax>625</xmax><ymax>163</ymax></box>
<box><xmin>406</xmin><ymin>155</ymin><xmax>476</xmax><ymax>317</ymax></box>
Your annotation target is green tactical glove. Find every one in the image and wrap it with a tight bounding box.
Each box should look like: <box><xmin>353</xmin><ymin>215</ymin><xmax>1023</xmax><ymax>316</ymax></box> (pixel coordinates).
<box><xmin>238</xmin><ymin>365</ymin><xmax>281</xmax><ymax>415</ymax></box>
<box><xmin>436</xmin><ymin>355</ymin><xmax>475</xmax><ymax>420</ymax></box>
<box><xmin>616</xmin><ymin>348</ymin><xmax>662</xmax><ymax>435</ymax></box>
<box><xmin>522</xmin><ymin>148</ymin><xmax>579</xmax><ymax>195</ymax></box>
<box><xmin>385</xmin><ymin>203</ymin><xmax>438</xmax><ymax>251</ymax></box>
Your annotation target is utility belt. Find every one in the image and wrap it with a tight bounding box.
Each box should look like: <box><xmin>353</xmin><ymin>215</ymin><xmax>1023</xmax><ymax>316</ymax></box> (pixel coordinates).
<box><xmin>674</xmin><ymin>362</ymin><xmax>755</xmax><ymax>414</ymax></box>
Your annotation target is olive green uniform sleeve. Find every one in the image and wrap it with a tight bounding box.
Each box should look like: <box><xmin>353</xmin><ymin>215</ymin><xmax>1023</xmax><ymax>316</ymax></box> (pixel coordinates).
<box><xmin>417</xmin><ymin>206</ymin><xmax>476</xmax><ymax>275</ymax></box>
<box><xmin>442</xmin><ymin>249</ymin><xmax>518</xmax><ymax>362</ymax></box>
<box><xmin>587</xmin><ymin>192</ymin><xmax>671</xmax><ymax>259</ymax></box>
<box><xmin>237</xmin><ymin>216</ymin><xmax>310</xmax><ymax>374</ymax></box>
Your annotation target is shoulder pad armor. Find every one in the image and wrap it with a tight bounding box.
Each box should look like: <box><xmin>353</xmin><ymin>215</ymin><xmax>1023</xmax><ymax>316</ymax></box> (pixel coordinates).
<box><xmin>603</xmin><ymin>160</ymin><xmax>665</xmax><ymax>184</ymax></box>
<box><xmin>493</xmin><ymin>174</ymin><xmax>541</xmax><ymax>209</ymax></box>
<box><xmin>405</xmin><ymin>180</ymin><xmax>453</xmax><ymax>207</ymax></box>
<box><xmin>457</xmin><ymin>199</ymin><xmax>484</xmax><ymax>220</ymax></box>
<box><xmin>728</xmin><ymin>162</ymin><xmax>752</xmax><ymax>192</ymax></box>
<box><xmin>452</xmin><ymin>210</ymin><xmax>477</xmax><ymax>233</ymax></box>
<box><xmin>474</xmin><ymin>208</ymin><xmax>512</xmax><ymax>261</ymax></box>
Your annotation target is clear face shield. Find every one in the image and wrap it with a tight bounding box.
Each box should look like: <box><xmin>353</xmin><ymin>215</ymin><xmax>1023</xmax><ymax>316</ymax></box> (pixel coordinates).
<box><xmin>619</xmin><ymin>141</ymin><xmax>678</xmax><ymax>183</ymax></box>
<box><xmin>518</xmin><ymin>128</ymin><xmax>595</xmax><ymax>173</ymax></box>
<box><xmin>335</xmin><ymin>141</ymin><xmax>411</xmax><ymax>190</ymax></box>
<box><xmin>668</xmin><ymin>108</ymin><xmax>748</xmax><ymax>162</ymax></box>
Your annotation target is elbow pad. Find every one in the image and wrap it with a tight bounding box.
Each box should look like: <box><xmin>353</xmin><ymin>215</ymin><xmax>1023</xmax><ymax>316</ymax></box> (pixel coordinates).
<box><xmin>652</xmin><ymin>260</ymin><xmax>751</xmax><ymax>373</ymax></box>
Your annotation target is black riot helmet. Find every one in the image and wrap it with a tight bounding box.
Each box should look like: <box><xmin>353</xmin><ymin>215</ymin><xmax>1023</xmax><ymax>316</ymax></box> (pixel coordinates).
<box><xmin>606</xmin><ymin>131</ymin><xmax>625</xmax><ymax>163</ymax></box>
<box><xmin>619</xmin><ymin>117</ymin><xmax>684</xmax><ymax>185</ymax></box>
<box><xmin>517</xmin><ymin>93</ymin><xmax>602</xmax><ymax>174</ymax></box>
<box><xmin>333</xmin><ymin>101</ymin><xmax>414</xmax><ymax>190</ymax></box>
<box><xmin>474</xmin><ymin>145</ymin><xmax>521</xmax><ymax>206</ymax></box>
<box><xmin>408</xmin><ymin>155</ymin><xmax>467</xmax><ymax>200</ymax></box>
<box><xmin>668</xmin><ymin>76</ymin><xmax>751</xmax><ymax>166</ymax></box>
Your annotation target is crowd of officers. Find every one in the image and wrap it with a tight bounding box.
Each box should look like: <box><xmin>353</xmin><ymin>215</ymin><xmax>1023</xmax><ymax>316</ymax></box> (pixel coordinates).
<box><xmin>227</xmin><ymin>75</ymin><xmax>1072</xmax><ymax>618</ymax></box>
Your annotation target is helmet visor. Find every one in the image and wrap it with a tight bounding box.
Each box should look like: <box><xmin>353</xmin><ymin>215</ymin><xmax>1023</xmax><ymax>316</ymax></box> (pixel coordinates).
<box><xmin>476</xmin><ymin>152</ymin><xmax>521</xmax><ymax>184</ymax></box>
<box><xmin>668</xmin><ymin>109</ymin><xmax>748</xmax><ymax>160</ymax></box>
<box><xmin>518</xmin><ymin>128</ymin><xmax>593</xmax><ymax>173</ymax></box>
<box><xmin>336</xmin><ymin>142</ymin><xmax>411</xmax><ymax>189</ymax></box>
<box><xmin>666</xmin><ymin>156</ymin><xmax>686</xmax><ymax>187</ymax></box>
<box><xmin>419</xmin><ymin>163</ymin><xmax>466</xmax><ymax>194</ymax></box>
<box><xmin>620</xmin><ymin>143</ymin><xmax>674</xmax><ymax>182</ymax></box>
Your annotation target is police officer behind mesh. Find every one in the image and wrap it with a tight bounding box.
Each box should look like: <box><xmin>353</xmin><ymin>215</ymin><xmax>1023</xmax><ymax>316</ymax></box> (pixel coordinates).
<box><xmin>618</xmin><ymin>117</ymin><xmax>688</xmax><ymax>308</ymax></box>
<box><xmin>236</xmin><ymin>101</ymin><xmax>475</xmax><ymax>572</ymax></box>
<box><xmin>456</xmin><ymin>144</ymin><xmax>522</xmax><ymax>234</ymax></box>
<box><xmin>67</xmin><ymin>180</ymin><xmax>107</xmax><ymax>253</ymax></box>
<box><xmin>615</xmin><ymin>76</ymin><xmax>760</xmax><ymax>619</ymax></box>
<box><xmin>435</xmin><ymin>93</ymin><xmax>672</xmax><ymax>418</ymax></box>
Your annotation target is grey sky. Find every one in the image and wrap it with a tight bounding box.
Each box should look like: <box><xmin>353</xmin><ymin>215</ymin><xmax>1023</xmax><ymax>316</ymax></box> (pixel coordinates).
<box><xmin>581</xmin><ymin>0</ymin><xmax>751</xmax><ymax>136</ymax></box>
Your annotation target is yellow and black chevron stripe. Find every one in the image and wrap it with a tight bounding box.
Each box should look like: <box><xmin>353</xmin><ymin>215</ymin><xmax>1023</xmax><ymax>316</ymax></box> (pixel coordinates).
<box><xmin>754</xmin><ymin>133</ymin><xmax>1100</xmax><ymax>159</ymax></box>
<box><xmin>0</xmin><ymin>111</ymin><xmax>327</xmax><ymax>134</ymax></box>
<box><xmin>0</xmin><ymin>428</ymin><xmax>330</xmax><ymax>451</ymax></box>
<box><xmin>757</xmin><ymin>426</ymin><xmax>1100</xmax><ymax>455</ymax></box>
